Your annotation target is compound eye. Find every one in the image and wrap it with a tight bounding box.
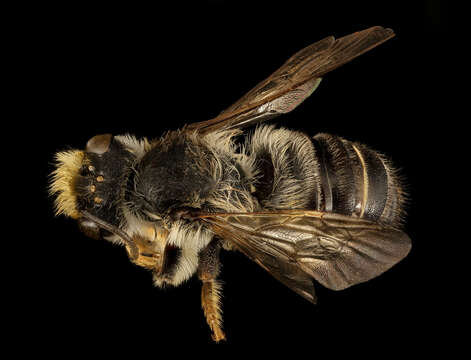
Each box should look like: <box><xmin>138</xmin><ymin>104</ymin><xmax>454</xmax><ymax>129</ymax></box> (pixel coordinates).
<box><xmin>78</xmin><ymin>218</ymin><xmax>101</xmax><ymax>240</ymax></box>
<box><xmin>86</xmin><ymin>134</ymin><xmax>113</xmax><ymax>155</ymax></box>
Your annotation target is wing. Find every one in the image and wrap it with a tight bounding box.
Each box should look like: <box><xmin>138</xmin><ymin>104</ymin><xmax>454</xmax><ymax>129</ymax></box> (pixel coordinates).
<box><xmin>187</xmin><ymin>26</ymin><xmax>394</xmax><ymax>134</ymax></box>
<box><xmin>197</xmin><ymin>210</ymin><xmax>411</xmax><ymax>300</ymax></box>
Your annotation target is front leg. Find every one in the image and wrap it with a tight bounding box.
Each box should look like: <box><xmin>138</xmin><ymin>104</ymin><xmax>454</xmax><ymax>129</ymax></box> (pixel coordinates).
<box><xmin>197</xmin><ymin>239</ymin><xmax>226</xmax><ymax>342</ymax></box>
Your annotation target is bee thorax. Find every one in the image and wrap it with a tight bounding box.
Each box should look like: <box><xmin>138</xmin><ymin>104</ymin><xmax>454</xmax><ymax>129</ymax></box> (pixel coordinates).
<box><xmin>125</xmin><ymin>129</ymin><xmax>257</xmax><ymax>218</ymax></box>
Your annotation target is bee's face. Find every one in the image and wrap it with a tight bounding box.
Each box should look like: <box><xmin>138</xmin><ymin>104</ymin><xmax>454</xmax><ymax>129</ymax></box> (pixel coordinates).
<box><xmin>50</xmin><ymin>134</ymin><xmax>135</xmax><ymax>237</ymax></box>
<box><xmin>78</xmin><ymin>134</ymin><xmax>135</xmax><ymax>224</ymax></box>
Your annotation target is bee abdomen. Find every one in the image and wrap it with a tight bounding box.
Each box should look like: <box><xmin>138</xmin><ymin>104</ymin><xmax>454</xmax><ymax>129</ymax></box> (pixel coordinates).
<box><xmin>311</xmin><ymin>134</ymin><xmax>404</xmax><ymax>227</ymax></box>
<box><xmin>310</xmin><ymin>134</ymin><xmax>356</xmax><ymax>215</ymax></box>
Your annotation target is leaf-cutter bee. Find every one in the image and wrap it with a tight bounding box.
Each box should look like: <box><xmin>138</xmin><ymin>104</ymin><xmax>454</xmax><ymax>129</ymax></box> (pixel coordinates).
<box><xmin>50</xmin><ymin>26</ymin><xmax>411</xmax><ymax>342</ymax></box>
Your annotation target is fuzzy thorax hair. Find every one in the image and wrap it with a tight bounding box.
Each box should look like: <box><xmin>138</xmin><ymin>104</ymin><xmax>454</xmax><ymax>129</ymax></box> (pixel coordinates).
<box><xmin>49</xmin><ymin>150</ymin><xmax>85</xmax><ymax>219</ymax></box>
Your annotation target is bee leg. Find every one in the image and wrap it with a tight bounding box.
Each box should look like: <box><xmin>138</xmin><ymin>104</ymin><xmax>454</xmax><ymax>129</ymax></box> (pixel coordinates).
<box><xmin>197</xmin><ymin>239</ymin><xmax>226</xmax><ymax>342</ymax></box>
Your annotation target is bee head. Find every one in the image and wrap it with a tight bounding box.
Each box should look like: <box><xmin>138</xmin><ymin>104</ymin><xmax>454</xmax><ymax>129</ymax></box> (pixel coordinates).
<box><xmin>50</xmin><ymin>134</ymin><xmax>136</xmax><ymax>237</ymax></box>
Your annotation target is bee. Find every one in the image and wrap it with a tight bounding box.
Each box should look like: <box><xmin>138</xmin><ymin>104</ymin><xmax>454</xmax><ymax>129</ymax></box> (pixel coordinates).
<box><xmin>49</xmin><ymin>26</ymin><xmax>411</xmax><ymax>342</ymax></box>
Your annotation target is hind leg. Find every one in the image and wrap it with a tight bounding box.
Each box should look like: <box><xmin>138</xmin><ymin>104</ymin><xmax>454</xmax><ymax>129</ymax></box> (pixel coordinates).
<box><xmin>197</xmin><ymin>239</ymin><xmax>226</xmax><ymax>342</ymax></box>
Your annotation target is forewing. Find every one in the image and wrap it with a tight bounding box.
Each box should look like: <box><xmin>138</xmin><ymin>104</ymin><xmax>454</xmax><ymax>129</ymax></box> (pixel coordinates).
<box><xmin>199</xmin><ymin>210</ymin><xmax>411</xmax><ymax>292</ymax></box>
<box><xmin>210</xmin><ymin>218</ymin><xmax>317</xmax><ymax>303</ymax></box>
<box><xmin>188</xmin><ymin>26</ymin><xmax>394</xmax><ymax>134</ymax></box>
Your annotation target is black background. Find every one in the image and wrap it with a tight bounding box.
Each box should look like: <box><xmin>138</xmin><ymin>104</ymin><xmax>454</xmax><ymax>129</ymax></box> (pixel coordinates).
<box><xmin>12</xmin><ymin>0</ymin><xmax>451</xmax><ymax>351</ymax></box>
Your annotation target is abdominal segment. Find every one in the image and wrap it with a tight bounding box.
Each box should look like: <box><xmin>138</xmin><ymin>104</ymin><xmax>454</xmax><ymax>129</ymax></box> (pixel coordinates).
<box><xmin>248</xmin><ymin>126</ymin><xmax>405</xmax><ymax>228</ymax></box>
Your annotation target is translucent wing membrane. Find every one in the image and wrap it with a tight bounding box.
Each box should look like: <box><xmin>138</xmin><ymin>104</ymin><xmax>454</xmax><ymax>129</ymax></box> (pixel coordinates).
<box><xmin>188</xmin><ymin>26</ymin><xmax>394</xmax><ymax>134</ymax></box>
<box><xmin>197</xmin><ymin>210</ymin><xmax>410</xmax><ymax>296</ymax></box>
<box><xmin>208</xmin><ymin>215</ymin><xmax>318</xmax><ymax>303</ymax></box>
